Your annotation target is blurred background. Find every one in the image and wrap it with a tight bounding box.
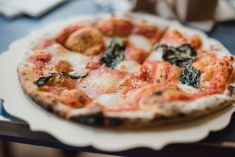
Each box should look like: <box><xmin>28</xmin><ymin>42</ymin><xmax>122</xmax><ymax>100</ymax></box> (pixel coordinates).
<box><xmin>1</xmin><ymin>0</ymin><xmax>235</xmax><ymax>53</ymax></box>
<box><xmin>1</xmin><ymin>0</ymin><xmax>235</xmax><ymax>156</ymax></box>
<box><xmin>0</xmin><ymin>142</ymin><xmax>117</xmax><ymax>157</ymax></box>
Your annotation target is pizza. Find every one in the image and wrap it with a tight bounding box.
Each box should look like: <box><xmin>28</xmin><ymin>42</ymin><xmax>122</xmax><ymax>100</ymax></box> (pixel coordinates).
<box><xmin>17</xmin><ymin>13</ymin><xmax>235</xmax><ymax>127</ymax></box>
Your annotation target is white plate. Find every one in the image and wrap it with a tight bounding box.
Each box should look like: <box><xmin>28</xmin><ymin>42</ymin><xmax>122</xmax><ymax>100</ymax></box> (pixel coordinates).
<box><xmin>0</xmin><ymin>13</ymin><xmax>234</xmax><ymax>151</ymax></box>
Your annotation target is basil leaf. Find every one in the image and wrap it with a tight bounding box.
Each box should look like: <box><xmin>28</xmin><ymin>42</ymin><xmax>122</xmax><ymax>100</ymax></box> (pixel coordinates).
<box><xmin>180</xmin><ymin>66</ymin><xmax>201</xmax><ymax>88</ymax></box>
<box><xmin>33</xmin><ymin>77</ymin><xmax>48</xmax><ymax>87</ymax></box>
<box><xmin>58</xmin><ymin>72</ymin><xmax>88</xmax><ymax>79</ymax></box>
<box><xmin>59</xmin><ymin>72</ymin><xmax>71</xmax><ymax>77</ymax></box>
<box><xmin>69</xmin><ymin>72</ymin><xmax>88</xmax><ymax>79</ymax></box>
<box><xmin>33</xmin><ymin>73</ymin><xmax>57</xmax><ymax>87</ymax></box>
<box><xmin>34</xmin><ymin>72</ymin><xmax>88</xmax><ymax>87</ymax></box>
<box><xmin>159</xmin><ymin>43</ymin><xmax>197</xmax><ymax>67</ymax></box>
<box><xmin>101</xmin><ymin>37</ymin><xmax>125</xmax><ymax>68</ymax></box>
<box><xmin>176</xmin><ymin>43</ymin><xmax>197</xmax><ymax>56</ymax></box>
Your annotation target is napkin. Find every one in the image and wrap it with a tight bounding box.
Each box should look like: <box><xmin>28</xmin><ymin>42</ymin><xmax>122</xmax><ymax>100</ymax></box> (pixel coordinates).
<box><xmin>0</xmin><ymin>0</ymin><xmax>65</xmax><ymax>18</ymax></box>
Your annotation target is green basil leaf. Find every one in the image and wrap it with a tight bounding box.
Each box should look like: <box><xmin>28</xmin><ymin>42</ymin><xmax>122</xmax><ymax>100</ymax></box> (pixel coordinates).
<box><xmin>33</xmin><ymin>73</ymin><xmax>57</xmax><ymax>87</ymax></box>
<box><xmin>34</xmin><ymin>72</ymin><xmax>88</xmax><ymax>87</ymax></box>
<box><xmin>69</xmin><ymin>72</ymin><xmax>88</xmax><ymax>79</ymax></box>
<box><xmin>101</xmin><ymin>37</ymin><xmax>125</xmax><ymax>68</ymax></box>
<box><xmin>180</xmin><ymin>66</ymin><xmax>201</xmax><ymax>88</ymax></box>
<box><xmin>159</xmin><ymin>43</ymin><xmax>197</xmax><ymax>67</ymax></box>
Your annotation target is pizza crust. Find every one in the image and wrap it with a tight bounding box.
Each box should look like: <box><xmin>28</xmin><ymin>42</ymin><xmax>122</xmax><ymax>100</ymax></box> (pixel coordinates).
<box><xmin>16</xmin><ymin>12</ymin><xmax>235</xmax><ymax>127</ymax></box>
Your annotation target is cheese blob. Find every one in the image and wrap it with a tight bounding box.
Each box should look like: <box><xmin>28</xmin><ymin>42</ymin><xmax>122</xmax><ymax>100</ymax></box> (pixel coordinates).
<box><xmin>128</xmin><ymin>34</ymin><xmax>152</xmax><ymax>52</ymax></box>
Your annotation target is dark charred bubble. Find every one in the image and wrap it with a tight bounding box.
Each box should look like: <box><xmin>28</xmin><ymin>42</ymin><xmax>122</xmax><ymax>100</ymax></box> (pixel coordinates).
<box><xmin>76</xmin><ymin>112</ymin><xmax>104</xmax><ymax>126</ymax></box>
<box><xmin>153</xmin><ymin>91</ymin><xmax>163</xmax><ymax>96</ymax></box>
<box><xmin>227</xmin><ymin>85</ymin><xmax>235</xmax><ymax>95</ymax></box>
<box><xmin>107</xmin><ymin>118</ymin><xmax>123</xmax><ymax>126</ymax></box>
<box><xmin>43</xmin><ymin>105</ymin><xmax>53</xmax><ymax>112</ymax></box>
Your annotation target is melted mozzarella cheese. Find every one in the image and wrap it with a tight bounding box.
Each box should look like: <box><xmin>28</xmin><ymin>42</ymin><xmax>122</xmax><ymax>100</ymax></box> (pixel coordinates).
<box><xmin>59</xmin><ymin>52</ymin><xmax>91</xmax><ymax>74</ymax></box>
<box><xmin>95</xmin><ymin>92</ymin><xmax>122</xmax><ymax>108</ymax></box>
<box><xmin>79</xmin><ymin>71</ymin><xmax>122</xmax><ymax>98</ymax></box>
<box><xmin>116</xmin><ymin>60</ymin><xmax>140</xmax><ymax>73</ymax></box>
<box><xmin>105</xmin><ymin>37</ymin><xmax>112</xmax><ymax>47</ymax></box>
<box><xmin>147</xmin><ymin>49</ymin><xmax>163</xmax><ymax>61</ymax></box>
<box><xmin>45</xmin><ymin>43</ymin><xmax>91</xmax><ymax>75</ymax></box>
<box><xmin>128</xmin><ymin>34</ymin><xmax>152</xmax><ymax>52</ymax></box>
<box><xmin>91</xmin><ymin>72</ymin><xmax>120</xmax><ymax>89</ymax></box>
<box><xmin>45</xmin><ymin>43</ymin><xmax>66</xmax><ymax>56</ymax></box>
<box><xmin>177</xmin><ymin>83</ymin><xmax>199</xmax><ymax>94</ymax></box>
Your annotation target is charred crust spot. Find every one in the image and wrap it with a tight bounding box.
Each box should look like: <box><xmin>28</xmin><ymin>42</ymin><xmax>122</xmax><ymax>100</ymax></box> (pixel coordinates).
<box><xmin>43</xmin><ymin>105</ymin><xmax>53</xmax><ymax>112</ymax></box>
<box><xmin>52</xmin><ymin>99</ymin><xmax>57</xmax><ymax>105</ymax></box>
<box><xmin>156</xmin><ymin>80</ymin><xmax>161</xmax><ymax>83</ymax></box>
<box><xmin>105</xmin><ymin>118</ymin><xmax>123</xmax><ymax>126</ymax></box>
<box><xmin>204</xmin><ymin>105</ymin><xmax>211</xmax><ymax>110</ymax></box>
<box><xmin>152</xmin><ymin>91</ymin><xmax>163</xmax><ymax>96</ymax></box>
<box><xmin>72</xmin><ymin>112</ymin><xmax>104</xmax><ymax>126</ymax></box>
<box><xmin>30</xmin><ymin>95</ymin><xmax>54</xmax><ymax>113</ymax></box>
<box><xmin>71</xmin><ymin>112</ymin><xmax>123</xmax><ymax>126</ymax></box>
<box><xmin>230</xmin><ymin>56</ymin><xmax>234</xmax><ymax>61</ymax></box>
<box><xmin>219</xmin><ymin>61</ymin><xmax>224</xmax><ymax>66</ymax></box>
<box><xmin>176</xmin><ymin>113</ymin><xmax>187</xmax><ymax>118</ymax></box>
<box><xmin>227</xmin><ymin>85</ymin><xmax>235</xmax><ymax>96</ymax></box>
<box><xmin>81</xmin><ymin>85</ymin><xmax>87</xmax><ymax>88</ymax></box>
<box><xmin>77</xmin><ymin>95</ymin><xmax>87</xmax><ymax>104</ymax></box>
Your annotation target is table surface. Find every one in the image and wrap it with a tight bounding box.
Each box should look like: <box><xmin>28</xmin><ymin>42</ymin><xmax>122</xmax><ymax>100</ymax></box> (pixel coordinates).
<box><xmin>1</xmin><ymin>0</ymin><xmax>235</xmax><ymax>156</ymax></box>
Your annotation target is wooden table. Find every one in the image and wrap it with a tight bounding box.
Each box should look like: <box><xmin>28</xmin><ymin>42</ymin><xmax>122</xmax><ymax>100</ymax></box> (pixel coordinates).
<box><xmin>1</xmin><ymin>0</ymin><xmax>235</xmax><ymax>156</ymax></box>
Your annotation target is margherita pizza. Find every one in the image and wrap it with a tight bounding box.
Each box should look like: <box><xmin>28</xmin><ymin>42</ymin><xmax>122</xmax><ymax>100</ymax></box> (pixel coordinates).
<box><xmin>17</xmin><ymin>13</ymin><xmax>235</xmax><ymax>127</ymax></box>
